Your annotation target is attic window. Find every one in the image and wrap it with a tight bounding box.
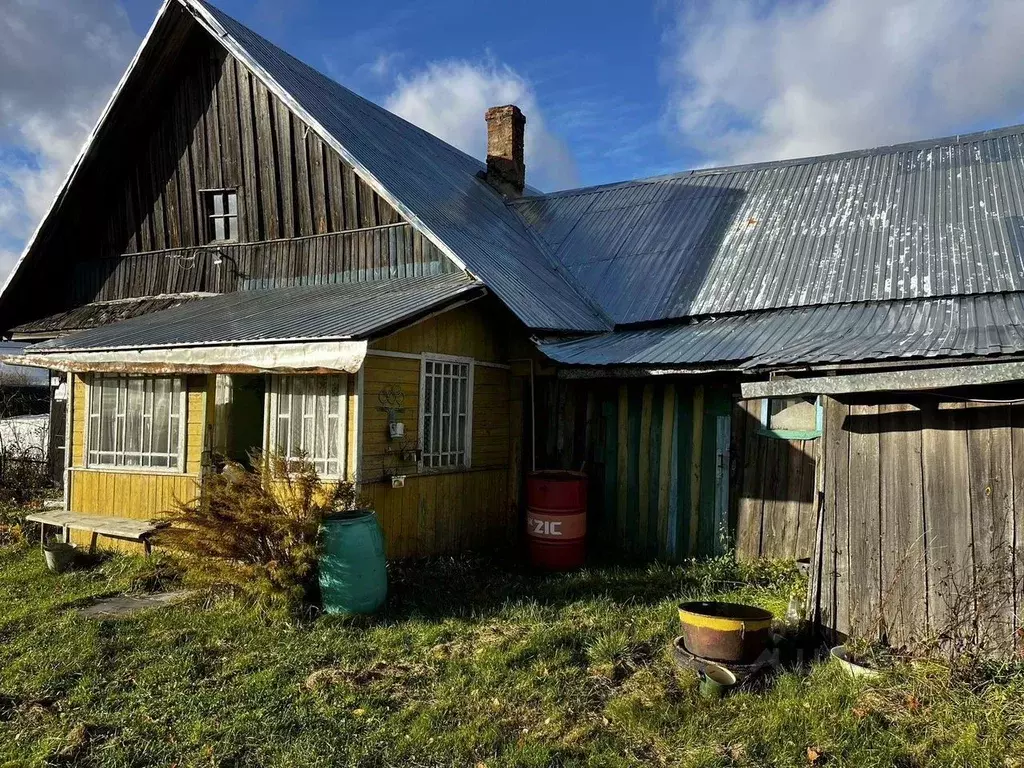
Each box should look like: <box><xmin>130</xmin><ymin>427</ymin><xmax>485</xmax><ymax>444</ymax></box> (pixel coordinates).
<box><xmin>203</xmin><ymin>189</ymin><xmax>239</xmax><ymax>243</ymax></box>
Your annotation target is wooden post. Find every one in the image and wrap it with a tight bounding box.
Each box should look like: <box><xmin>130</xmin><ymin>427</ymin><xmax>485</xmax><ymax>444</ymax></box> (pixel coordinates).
<box><xmin>688</xmin><ymin>385</ymin><xmax>704</xmax><ymax>556</ymax></box>
<box><xmin>657</xmin><ymin>384</ymin><xmax>676</xmax><ymax>559</ymax></box>
<box><xmin>616</xmin><ymin>384</ymin><xmax>629</xmax><ymax>547</ymax></box>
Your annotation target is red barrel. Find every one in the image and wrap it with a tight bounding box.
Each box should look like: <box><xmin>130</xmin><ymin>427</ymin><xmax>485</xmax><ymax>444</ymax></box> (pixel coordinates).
<box><xmin>526</xmin><ymin>470</ymin><xmax>587</xmax><ymax>570</ymax></box>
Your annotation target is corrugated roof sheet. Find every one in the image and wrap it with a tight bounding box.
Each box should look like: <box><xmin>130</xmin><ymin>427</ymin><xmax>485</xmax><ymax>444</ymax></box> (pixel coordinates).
<box><xmin>513</xmin><ymin>125</ymin><xmax>1024</xmax><ymax>325</ymax></box>
<box><xmin>185</xmin><ymin>0</ymin><xmax>607</xmax><ymax>333</ymax></box>
<box><xmin>10</xmin><ymin>294</ymin><xmax>211</xmax><ymax>337</ymax></box>
<box><xmin>537</xmin><ymin>293</ymin><xmax>1024</xmax><ymax>369</ymax></box>
<box><xmin>31</xmin><ymin>273</ymin><xmax>482</xmax><ymax>353</ymax></box>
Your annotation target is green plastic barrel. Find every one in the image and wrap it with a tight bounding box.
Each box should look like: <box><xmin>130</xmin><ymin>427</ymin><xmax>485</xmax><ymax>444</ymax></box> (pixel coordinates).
<box><xmin>318</xmin><ymin>510</ymin><xmax>387</xmax><ymax>615</ymax></box>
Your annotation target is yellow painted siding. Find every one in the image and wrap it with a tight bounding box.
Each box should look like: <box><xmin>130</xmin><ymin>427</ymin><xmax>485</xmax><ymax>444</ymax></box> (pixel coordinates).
<box><xmin>360</xmin><ymin>299</ymin><xmax>520</xmax><ymax>558</ymax></box>
<box><xmin>67</xmin><ymin>373</ymin><xmax>212</xmax><ymax>552</ymax></box>
<box><xmin>362</xmin><ymin>469</ymin><xmax>510</xmax><ymax>559</ymax></box>
<box><xmin>371</xmin><ymin>299</ymin><xmax>509</xmax><ymax>361</ymax></box>
<box><xmin>69</xmin><ymin>471</ymin><xmax>199</xmax><ymax>518</ymax></box>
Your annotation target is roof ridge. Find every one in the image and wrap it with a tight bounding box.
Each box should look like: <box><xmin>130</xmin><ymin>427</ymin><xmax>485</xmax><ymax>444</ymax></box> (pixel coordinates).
<box><xmin>515</xmin><ymin>121</ymin><xmax>1024</xmax><ymax>203</ymax></box>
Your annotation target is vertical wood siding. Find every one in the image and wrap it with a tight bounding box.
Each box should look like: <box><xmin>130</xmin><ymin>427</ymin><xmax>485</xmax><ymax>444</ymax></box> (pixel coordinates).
<box><xmin>76</xmin><ymin>29</ymin><xmax>402</xmax><ymax>259</ymax></box>
<box><xmin>732</xmin><ymin>399</ymin><xmax>819</xmax><ymax>562</ymax></box>
<box><xmin>10</xmin><ymin>17</ymin><xmax>452</xmax><ymax>327</ymax></box>
<box><xmin>814</xmin><ymin>395</ymin><xmax>1024</xmax><ymax>655</ymax></box>
<box><xmin>66</xmin><ymin>373</ymin><xmax>211</xmax><ymax>551</ymax></box>
<box><xmin>71</xmin><ymin>226</ymin><xmax>451</xmax><ymax>303</ymax></box>
<box><xmin>358</xmin><ymin>299</ymin><xmax>520</xmax><ymax>558</ymax></box>
<box><xmin>536</xmin><ymin>378</ymin><xmax>733</xmax><ymax>561</ymax></box>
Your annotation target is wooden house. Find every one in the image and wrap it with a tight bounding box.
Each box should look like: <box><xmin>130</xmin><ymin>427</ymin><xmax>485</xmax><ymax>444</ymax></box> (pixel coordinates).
<box><xmin>5</xmin><ymin>0</ymin><xmax>1024</xmax><ymax>650</ymax></box>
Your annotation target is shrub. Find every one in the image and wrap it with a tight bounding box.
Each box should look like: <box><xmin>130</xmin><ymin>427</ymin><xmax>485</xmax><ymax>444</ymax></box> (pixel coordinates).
<box><xmin>0</xmin><ymin>505</ymin><xmax>25</xmax><ymax>548</ymax></box>
<box><xmin>156</xmin><ymin>451</ymin><xmax>358</xmax><ymax>609</ymax></box>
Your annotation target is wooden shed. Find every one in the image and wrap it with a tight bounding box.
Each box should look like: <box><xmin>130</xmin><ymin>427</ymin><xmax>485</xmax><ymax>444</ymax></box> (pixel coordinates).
<box><xmin>745</xmin><ymin>364</ymin><xmax>1024</xmax><ymax>655</ymax></box>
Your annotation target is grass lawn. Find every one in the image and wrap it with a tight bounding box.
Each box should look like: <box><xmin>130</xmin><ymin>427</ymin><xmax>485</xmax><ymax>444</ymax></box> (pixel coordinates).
<box><xmin>1</xmin><ymin>544</ymin><xmax>1022</xmax><ymax>767</ymax></box>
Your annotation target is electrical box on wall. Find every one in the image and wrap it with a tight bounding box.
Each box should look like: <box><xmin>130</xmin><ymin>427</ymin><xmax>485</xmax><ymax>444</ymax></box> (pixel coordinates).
<box><xmin>389</xmin><ymin>422</ymin><xmax>405</xmax><ymax>440</ymax></box>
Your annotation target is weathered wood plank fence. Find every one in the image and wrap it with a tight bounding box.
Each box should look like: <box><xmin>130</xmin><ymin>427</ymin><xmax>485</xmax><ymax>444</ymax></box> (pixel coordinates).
<box><xmin>813</xmin><ymin>394</ymin><xmax>1024</xmax><ymax>655</ymax></box>
<box><xmin>536</xmin><ymin>377</ymin><xmax>734</xmax><ymax>561</ymax></box>
<box><xmin>733</xmin><ymin>398</ymin><xmax>819</xmax><ymax>562</ymax></box>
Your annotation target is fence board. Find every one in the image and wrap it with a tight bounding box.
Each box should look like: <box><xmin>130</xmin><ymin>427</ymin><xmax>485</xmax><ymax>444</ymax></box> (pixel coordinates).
<box><xmin>816</xmin><ymin>396</ymin><xmax>1024</xmax><ymax>656</ymax></box>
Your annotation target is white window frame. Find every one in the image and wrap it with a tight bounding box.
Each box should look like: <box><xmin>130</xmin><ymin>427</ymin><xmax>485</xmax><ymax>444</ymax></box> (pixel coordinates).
<box><xmin>266</xmin><ymin>374</ymin><xmax>349</xmax><ymax>479</ymax></box>
<box><xmin>418</xmin><ymin>354</ymin><xmax>474</xmax><ymax>472</ymax></box>
<box><xmin>84</xmin><ymin>374</ymin><xmax>188</xmax><ymax>473</ymax></box>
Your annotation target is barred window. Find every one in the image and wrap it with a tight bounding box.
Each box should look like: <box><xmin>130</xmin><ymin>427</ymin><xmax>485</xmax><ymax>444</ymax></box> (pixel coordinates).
<box><xmin>87</xmin><ymin>376</ymin><xmax>184</xmax><ymax>469</ymax></box>
<box><xmin>268</xmin><ymin>375</ymin><xmax>347</xmax><ymax>477</ymax></box>
<box><xmin>421</xmin><ymin>358</ymin><xmax>472</xmax><ymax>469</ymax></box>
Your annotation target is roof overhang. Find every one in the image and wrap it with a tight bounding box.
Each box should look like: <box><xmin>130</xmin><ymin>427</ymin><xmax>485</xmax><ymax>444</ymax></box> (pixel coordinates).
<box><xmin>8</xmin><ymin>273</ymin><xmax>484</xmax><ymax>374</ymax></box>
<box><xmin>740</xmin><ymin>359</ymin><xmax>1024</xmax><ymax>399</ymax></box>
<box><xmin>4</xmin><ymin>340</ymin><xmax>368</xmax><ymax>375</ymax></box>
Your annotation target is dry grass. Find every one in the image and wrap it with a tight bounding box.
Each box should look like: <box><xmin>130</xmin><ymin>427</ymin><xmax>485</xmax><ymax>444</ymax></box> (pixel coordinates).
<box><xmin>0</xmin><ymin>545</ymin><xmax>1021</xmax><ymax>767</ymax></box>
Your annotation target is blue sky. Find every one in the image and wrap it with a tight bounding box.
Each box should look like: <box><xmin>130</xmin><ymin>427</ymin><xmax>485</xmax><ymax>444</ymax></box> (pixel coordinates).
<box><xmin>120</xmin><ymin>0</ymin><xmax>677</xmax><ymax>185</ymax></box>
<box><xmin>4</xmin><ymin>0</ymin><xmax>1024</xmax><ymax>276</ymax></box>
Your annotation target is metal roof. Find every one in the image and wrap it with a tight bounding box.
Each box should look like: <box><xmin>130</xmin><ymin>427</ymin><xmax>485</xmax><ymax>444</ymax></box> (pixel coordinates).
<box><xmin>182</xmin><ymin>1</ymin><xmax>607</xmax><ymax>333</ymax></box>
<box><xmin>513</xmin><ymin>125</ymin><xmax>1024</xmax><ymax>325</ymax></box>
<box><xmin>537</xmin><ymin>292</ymin><xmax>1024</xmax><ymax>369</ymax></box>
<box><xmin>10</xmin><ymin>294</ymin><xmax>211</xmax><ymax>338</ymax></box>
<box><xmin>30</xmin><ymin>273</ymin><xmax>483</xmax><ymax>353</ymax></box>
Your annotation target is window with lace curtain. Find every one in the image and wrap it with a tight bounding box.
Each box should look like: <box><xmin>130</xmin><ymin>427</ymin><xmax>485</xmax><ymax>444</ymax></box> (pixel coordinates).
<box><xmin>87</xmin><ymin>375</ymin><xmax>185</xmax><ymax>469</ymax></box>
<box><xmin>267</xmin><ymin>375</ymin><xmax>348</xmax><ymax>478</ymax></box>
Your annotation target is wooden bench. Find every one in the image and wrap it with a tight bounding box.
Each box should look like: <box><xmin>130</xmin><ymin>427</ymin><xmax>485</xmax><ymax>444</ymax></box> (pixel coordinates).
<box><xmin>25</xmin><ymin>511</ymin><xmax>168</xmax><ymax>556</ymax></box>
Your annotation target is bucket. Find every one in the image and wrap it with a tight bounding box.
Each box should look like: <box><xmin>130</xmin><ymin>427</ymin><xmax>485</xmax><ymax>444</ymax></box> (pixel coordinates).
<box><xmin>43</xmin><ymin>540</ymin><xmax>75</xmax><ymax>574</ymax></box>
<box><xmin>678</xmin><ymin>601</ymin><xmax>773</xmax><ymax>663</ymax></box>
<box><xmin>318</xmin><ymin>510</ymin><xmax>387</xmax><ymax>615</ymax></box>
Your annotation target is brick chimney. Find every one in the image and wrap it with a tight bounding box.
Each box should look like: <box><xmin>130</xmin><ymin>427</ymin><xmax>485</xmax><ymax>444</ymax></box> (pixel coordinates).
<box><xmin>485</xmin><ymin>105</ymin><xmax>526</xmax><ymax>197</ymax></box>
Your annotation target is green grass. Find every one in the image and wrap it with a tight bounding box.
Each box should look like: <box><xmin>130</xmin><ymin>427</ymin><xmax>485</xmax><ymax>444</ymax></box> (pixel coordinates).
<box><xmin>0</xmin><ymin>545</ymin><xmax>1022</xmax><ymax>767</ymax></box>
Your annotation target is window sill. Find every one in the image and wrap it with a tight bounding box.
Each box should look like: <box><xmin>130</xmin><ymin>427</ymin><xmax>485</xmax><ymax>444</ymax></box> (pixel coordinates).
<box><xmin>76</xmin><ymin>465</ymin><xmax>192</xmax><ymax>476</ymax></box>
<box><xmin>416</xmin><ymin>464</ymin><xmax>472</xmax><ymax>476</ymax></box>
<box><xmin>757</xmin><ymin>428</ymin><xmax>821</xmax><ymax>441</ymax></box>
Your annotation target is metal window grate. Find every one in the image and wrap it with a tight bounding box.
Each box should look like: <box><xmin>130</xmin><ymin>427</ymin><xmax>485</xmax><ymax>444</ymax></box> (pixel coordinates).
<box><xmin>87</xmin><ymin>375</ymin><xmax>183</xmax><ymax>469</ymax></box>
<box><xmin>270</xmin><ymin>375</ymin><xmax>346</xmax><ymax>478</ymax></box>
<box><xmin>421</xmin><ymin>359</ymin><xmax>470</xmax><ymax>468</ymax></box>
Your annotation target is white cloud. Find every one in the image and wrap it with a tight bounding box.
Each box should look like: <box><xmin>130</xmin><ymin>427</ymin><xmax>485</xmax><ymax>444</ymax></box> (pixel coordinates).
<box><xmin>664</xmin><ymin>0</ymin><xmax>1024</xmax><ymax>165</ymax></box>
<box><xmin>384</xmin><ymin>60</ymin><xmax>579</xmax><ymax>192</ymax></box>
<box><xmin>0</xmin><ymin>0</ymin><xmax>138</xmax><ymax>275</ymax></box>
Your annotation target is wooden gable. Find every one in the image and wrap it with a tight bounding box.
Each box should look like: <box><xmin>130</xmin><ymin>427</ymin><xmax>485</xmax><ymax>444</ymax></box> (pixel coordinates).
<box><xmin>3</xmin><ymin>6</ymin><xmax>455</xmax><ymax>332</ymax></box>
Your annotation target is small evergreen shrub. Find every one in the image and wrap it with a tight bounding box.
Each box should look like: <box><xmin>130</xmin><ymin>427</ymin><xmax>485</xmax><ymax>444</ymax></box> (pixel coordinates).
<box><xmin>156</xmin><ymin>451</ymin><xmax>357</xmax><ymax>608</ymax></box>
